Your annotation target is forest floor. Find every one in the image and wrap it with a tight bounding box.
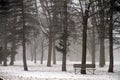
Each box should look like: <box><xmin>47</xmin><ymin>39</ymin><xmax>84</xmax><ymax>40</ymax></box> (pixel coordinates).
<box><xmin>0</xmin><ymin>61</ymin><xmax>120</xmax><ymax>80</ymax></box>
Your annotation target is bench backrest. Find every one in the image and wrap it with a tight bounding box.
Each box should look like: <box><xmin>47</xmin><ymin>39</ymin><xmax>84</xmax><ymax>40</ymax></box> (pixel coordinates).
<box><xmin>73</xmin><ymin>64</ymin><xmax>95</xmax><ymax>68</ymax></box>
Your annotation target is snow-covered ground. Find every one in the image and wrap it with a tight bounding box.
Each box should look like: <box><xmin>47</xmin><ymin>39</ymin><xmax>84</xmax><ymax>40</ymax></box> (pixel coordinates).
<box><xmin>0</xmin><ymin>61</ymin><xmax>120</xmax><ymax>80</ymax></box>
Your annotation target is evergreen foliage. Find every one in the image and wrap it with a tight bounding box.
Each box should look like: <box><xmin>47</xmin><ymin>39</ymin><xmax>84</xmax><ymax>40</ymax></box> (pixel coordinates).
<box><xmin>56</xmin><ymin>33</ymin><xmax>70</xmax><ymax>53</ymax></box>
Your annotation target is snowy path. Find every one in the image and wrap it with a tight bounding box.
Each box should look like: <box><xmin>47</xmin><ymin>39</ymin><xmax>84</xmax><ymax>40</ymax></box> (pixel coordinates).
<box><xmin>0</xmin><ymin>61</ymin><xmax>120</xmax><ymax>80</ymax></box>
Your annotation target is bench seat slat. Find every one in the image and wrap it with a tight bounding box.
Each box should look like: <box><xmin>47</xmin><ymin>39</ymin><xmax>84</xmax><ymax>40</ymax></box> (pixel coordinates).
<box><xmin>74</xmin><ymin>64</ymin><xmax>95</xmax><ymax>68</ymax></box>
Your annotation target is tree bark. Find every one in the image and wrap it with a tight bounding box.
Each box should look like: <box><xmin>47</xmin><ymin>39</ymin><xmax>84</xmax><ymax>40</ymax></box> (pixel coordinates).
<box><xmin>99</xmin><ymin>38</ymin><xmax>105</xmax><ymax>67</ymax></box>
<box><xmin>81</xmin><ymin>16</ymin><xmax>87</xmax><ymax>74</ymax></box>
<box><xmin>62</xmin><ymin>52</ymin><xmax>67</xmax><ymax>71</ymax></box>
<box><xmin>21</xmin><ymin>0</ymin><xmax>28</xmax><ymax>71</ymax></box>
<box><xmin>9</xmin><ymin>40</ymin><xmax>16</xmax><ymax>65</ymax></box>
<box><xmin>61</xmin><ymin>0</ymin><xmax>68</xmax><ymax>71</ymax></box>
<box><xmin>81</xmin><ymin>8</ymin><xmax>89</xmax><ymax>74</ymax></box>
<box><xmin>91</xmin><ymin>5</ymin><xmax>96</xmax><ymax>64</ymax></box>
<box><xmin>2</xmin><ymin>14</ymin><xmax>8</xmax><ymax>66</ymax></box>
<box><xmin>34</xmin><ymin>47</ymin><xmax>37</xmax><ymax>63</ymax></box>
<box><xmin>41</xmin><ymin>40</ymin><xmax>44</xmax><ymax>64</ymax></box>
<box><xmin>108</xmin><ymin>0</ymin><xmax>114</xmax><ymax>72</ymax></box>
<box><xmin>91</xmin><ymin>24</ymin><xmax>95</xmax><ymax>65</ymax></box>
<box><xmin>47</xmin><ymin>35</ymin><xmax>52</xmax><ymax>67</ymax></box>
<box><xmin>10</xmin><ymin>7</ymin><xmax>16</xmax><ymax>65</ymax></box>
<box><xmin>3</xmin><ymin>43</ymin><xmax>7</xmax><ymax>66</ymax></box>
<box><xmin>30</xmin><ymin>45</ymin><xmax>33</xmax><ymax>61</ymax></box>
<box><xmin>52</xmin><ymin>0</ymin><xmax>57</xmax><ymax>65</ymax></box>
<box><xmin>98</xmin><ymin>0</ymin><xmax>106</xmax><ymax>67</ymax></box>
<box><xmin>53</xmin><ymin>37</ymin><xmax>56</xmax><ymax>64</ymax></box>
<box><xmin>34</xmin><ymin>37</ymin><xmax>37</xmax><ymax>63</ymax></box>
<box><xmin>46</xmin><ymin>2</ymin><xmax>53</xmax><ymax>67</ymax></box>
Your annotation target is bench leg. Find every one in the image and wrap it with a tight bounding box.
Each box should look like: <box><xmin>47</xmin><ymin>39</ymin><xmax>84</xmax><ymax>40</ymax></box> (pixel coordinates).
<box><xmin>75</xmin><ymin>68</ymin><xmax>76</xmax><ymax>74</ymax></box>
<box><xmin>93</xmin><ymin>69</ymin><xmax>95</xmax><ymax>74</ymax></box>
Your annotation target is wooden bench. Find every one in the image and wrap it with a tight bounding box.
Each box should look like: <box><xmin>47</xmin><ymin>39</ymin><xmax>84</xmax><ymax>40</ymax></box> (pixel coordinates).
<box><xmin>73</xmin><ymin>64</ymin><xmax>96</xmax><ymax>74</ymax></box>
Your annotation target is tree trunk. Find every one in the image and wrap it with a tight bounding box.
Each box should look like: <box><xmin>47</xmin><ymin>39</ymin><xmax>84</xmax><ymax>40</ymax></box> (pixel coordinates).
<box><xmin>34</xmin><ymin>47</ymin><xmax>37</xmax><ymax>63</ymax></box>
<box><xmin>22</xmin><ymin>20</ymin><xmax>28</xmax><ymax>71</ymax></box>
<box><xmin>108</xmin><ymin>0</ymin><xmax>114</xmax><ymax>72</ymax></box>
<box><xmin>98</xmin><ymin>0</ymin><xmax>106</xmax><ymax>67</ymax></box>
<box><xmin>47</xmin><ymin>35</ymin><xmax>52</xmax><ymax>67</ymax></box>
<box><xmin>41</xmin><ymin>40</ymin><xmax>44</xmax><ymax>64</ymax></box>
<box><xmin>61</xmin><ymin>0</ymin><xmax>68</xmax><ymax>72</ymax></box>
<box><xmin>52</xmin><ymin>1</ymin><xmax>57</xmax><ymax>64</ymax></box>
<box><xmin>3</xmin><ymin>43</ymin><xmax>7</xmax><ymax>66</ymax></box>
<box><xmin>3</xmin><ymin>15</ymin><xmax>7</xmax><ymax>66</ymax></box>
<box><xmin>81</xmin><ymin>9</ymin><xmax>89</xmax><ymax>74</ymax></box>
<box><xmin>91</xmin><ymin>5</ymin><xmax>96</xmax><ymax>65</ymax></box>
<box><xmin>9</xmin><ymin>40</ymin><xmax>16</xmax><ymax>65</ymax></box>
<box><xmin>30</xmin><ymin>45</ymin><xmax>33</xmax><ymax>61</ymax></box>
<box><xmin>0</xmin><ymin>60</ymin><xmax>2</xmax><ymax>64</ymax></box>
<box><xmin>47</xmin><ymin>7</ymin><xmax>53</xmax><ymax>67</ymax></box>
<box><xmin>21</xmin><ymin>0</ymin><xmax>28</xmax><ymax>71</ymax></box>
<box><xmin>91</xmin><ymin>25</ymin><xmax>95</xmax><ymax>65</ymax></box>
<box><xmin>34</xmin><ymin>38</ymin><xmax>37</xmax><ymax>63</ymax></box>
<box><xmin>62</xmin><ymin>52</ymin><xmax>67</xmax><ymax>71</ymax></box>
<box><xmin>53</xmin><ymin>37</ymin><xmax>56</xmax><ymax>64</ymax></box>
<box><xmin>10</xmin><ymin>7</ymin><xmax>17</xmax><ymax>66</ymax></box>
<box><xmin>99</xmin><ymin>38</ymin><xmax>105</xmax><ymax>67</ymax></box>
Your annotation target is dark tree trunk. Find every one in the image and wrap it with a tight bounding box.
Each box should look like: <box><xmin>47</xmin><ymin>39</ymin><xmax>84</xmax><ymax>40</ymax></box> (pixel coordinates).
<box><xmin>98</xmin><ymin>0</ymin><xmax>105</xmax><ymax>67</ymax></box>
<box><xmin>21</xmin><ymin>0</ymin><xmax>28</xmax><ymax>71</ymax></box>
<box><xmin>9</xmin><ymin>40</ymin><xmax>16</xmax><ymax>65</ymax></box>
<box><xmin>91</xmin><ymin>26</ymin><xmax>95</xmax><ymax>65</ymax></box>
<box><xmin>52</xmin><ymin>1</ymin><xmax>57</xmax><ymax>64</ymax></box>
<box><xmin>108</xmin><ymin>0</ymin><xmax>114</xmax><ymax>72</ymax></box>
<box><xmin>0</xmin><ymin>60</ymin><xmax>2</xmax><ymax>64</ymax></box>
<box><xmin>62</xmin><ymin>52</ymin><xmax>67</xmax><ymax>71</ymax></box>
<box><xmin>47</xmin><ymin>35</ymin><xmax>52</xmax><ymax>67</ymax></box>
<box><xmin>91</xmin><ymin>15</ymin><xmax>96</xmax><ymax>65</ymax></box>
<box><xmin>81</xmin><ymin>9</ymin><xmax>89</xmax><ymax>74</ymax></box>
<box><xmin>3</xmin><ymin>15</ymin><xmax>7</xmax><ymax>66</ymax></box>
<box><xmin>99</xmin><ymin>38</ymin><xmax>105</xmax><ymax>67</ymax></box>
<box><xmin>34</xmin><ymin>47</ymin><xmax>37</xmax><ymax>63</ymax></box>
<box><xmin>53</xmin><ymin>37</ymin><xmax>56</xmax><ymax>64</ymax></box>
<box><xmin>30</xmin><ymin>45</ymin><xmax>33</xmax><ymax>61</ymax></box>
<box><xmin>62</xmin><ymin>0</ymin><xmax>68</xmax><ymax>71</ymax></box>
<box><xmin>41</xmin><ymin>41</ymin><xmax>44</xmax><ymax>64</ymax></box>
<box><xmin>3</xmin><ymin>43</ymin><xmax>7</xmax><ymax>66</ymax></box>
<box><xmin>22</xmin><ymin>18</ymin><xmax>28</xmax><ymax>71</ymax></box>
<box><xmin>34</xmin><ymin>38</ymin><xmax>37</xmax><ymax>63</ymax></box>
<box><xmin>10</xmin><ymin>8</ymin><xmax>16</xmax><ymax>65</ymax></box>
<box><xmin>47</xmin><ymin>13</ymin><xmax>53</xmax><ymax>67</ymax></box>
